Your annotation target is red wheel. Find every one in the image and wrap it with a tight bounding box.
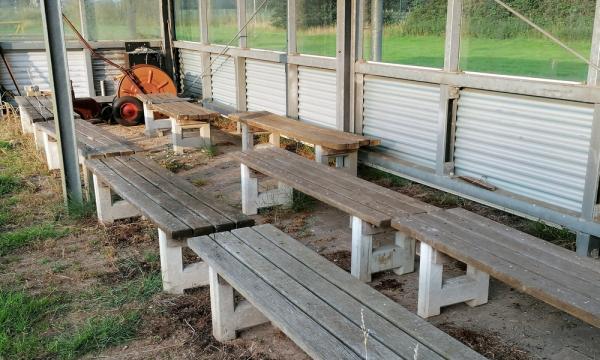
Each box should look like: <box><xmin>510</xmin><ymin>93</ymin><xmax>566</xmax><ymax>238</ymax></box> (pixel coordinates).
<box><xmin>112</xmin><ymin>96</ymin><xmax>144</xmax><ymax>126</ymax></box>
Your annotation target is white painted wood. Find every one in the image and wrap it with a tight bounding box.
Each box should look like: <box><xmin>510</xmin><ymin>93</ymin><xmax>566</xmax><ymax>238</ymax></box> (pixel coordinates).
<box><xmin>143</xmin><ymin>103</ymin><xmax>171</xmax><ymax>137</ymax></box>
<box><xmin>42</xmin><ymin>132</ymin><xmax>60</xmax><ymax>170</ymax></box>
<box><xmin>269</xmin><ymin>132</ymin><xmax>280</xmax><ymax>147</ymax></box>
<box><xmin>392</xmin><ymin>232</ymin><xmax>416</xmax><ymax>276</ymax></box>
<box><xmin>314</xmin><ymin>145</ymin><xmax>328</xmax><ymax>165</ymax></box>
<box><xmin>241</xmin><ymin>163</ymin><xmax>258</xmax><ymax>215</ymax></box>
<box><xmin>234</xmin><ymin>300</ymin><xmax>270</xmax><ymax>330</ymax></box>
<box><xmin>32</xmin><ymin>123</ymin><xmax>45</xmax><ymax>150</ymax></box>
<box><xmin>81</xmin><ymin>162</ymin><xmax>95</xmax><ymax>201</ymax></box>
<box><xmin>171</xmin><ymin>119</ymin><xmax>211</xmax><ymax>154</ymax></box>
<box><xmin>241</xmin><ymin>122</ymin><xmax>254</xmax><ymax>151</ymax></box>
<box><xmin>209</xmin><ymin>266</ymin><xmax>236</xmax><ymax>341</ymax></box>
<box><xmin>256</xmin><ymin>183</ymin><xmax>293</xmax><ymax>209</ymax></box>
<box><xmin>20</xmin><ymin>112</ymin><xmax>33</xmax><ymax>134</ymax></box>
<box><xmin>417</xmin><ymin>242</ymin><xmax>490</xmax><ymax>318</ymax></box>
<box><xmin>159</xmin><ymin>229</ymin><xmax>209</xmax><ymax>294</ymax></box>
<box><xmin>351</xmin><ymin>216</ymin><xmax>373</xmax><ymax>282</ymax></box>
<box><xmin>92</xmin><ymin>174</ymin><xmax>140</xmax><ymax>224</ymax></box>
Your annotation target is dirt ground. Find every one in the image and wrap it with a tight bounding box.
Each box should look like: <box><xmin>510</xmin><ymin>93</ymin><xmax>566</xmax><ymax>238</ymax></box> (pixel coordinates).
<box><xmin>2</xmin><ymin>116</ymin><xmax>599</xmax><ymax>359</ymax></box>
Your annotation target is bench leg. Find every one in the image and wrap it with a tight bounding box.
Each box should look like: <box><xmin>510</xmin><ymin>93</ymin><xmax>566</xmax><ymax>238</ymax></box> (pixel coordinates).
<box><xmin>158</xmin><ymin>230</ymin><xmax>209</xmax><ymax>294</ymax></box>
<box><xmin>92</xmin><ymin>175</ymin><xmax>140</xmax><ymax>224</ymax></box>
<box><xmin>172</xmin><ymin>120</ymin><xmax>211</xmax><ymax>154</ymax></box>
<box><xmin>20</xmin><ymin>111</ymin><xmax>33</xmax><ymax>134</ymax></box>
<box><xmin>315</xmin><ymin>146</ymin><xmax>358</xmax><ymax>175</ymax></box>
<box><xmin>208</xmin><ymin>267</ymin><xmax>269</xmax><ymax>342</ymax></box>
<box><xmin>241</xmin><ymin>123</ymin><xmax>254</xmax><ymax>151</ymax></box>
<box><xmin>42</xmin><ymin>133</ymin><xmax>61</xmax><ymax>170</ymax></box>
<box><xmin>241</xmin><ymin>164</ymin><xmax>293</xmax><ymax>215</ymax></box>
<box><xmin>417</xmin><ymin>242</ymin><xmax>489</xmax><ymax>318</ymax></box>
<box><xmin>81</xmin><ymin>162</ymin><xmax>95</xmax><ymax>201</ymax></box>
<box><xmin>33</xmin><ymin>124</ymin><xmax>45</xmax><ymax>150</ymax></box>
<box><xmin>269</xmin><ymin>132</ymin><xmax>280</xmax><ymax>147</ymax></box>
<box><xmin>351</xmin><ymin>216</ymin><xmax>374</xmax><ymax>282</ymax></box>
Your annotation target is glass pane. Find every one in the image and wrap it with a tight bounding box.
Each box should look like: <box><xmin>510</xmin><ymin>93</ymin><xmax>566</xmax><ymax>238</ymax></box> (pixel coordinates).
<box><xmin>0</xmin><ymin>0</ymin><xmax>43</xmax><ymax>41</ymax></box>
<box><xmin>460</xmin><ymin>0</ymin><xmax>595</xmax><ymax>82</ymax></box>
<box><xmin>296</xmin><ymin>0</ymin><xmax>336</xmax><ymax>57</ymax></box>
<box><xmin>362</xmin><ymin>0</ymin><xmax>446</xmax><ymax>68</ymax></box>
<box><xmin>175</xmin><ymin>0</ymin><xmax>200</xmax><ymax>41</ymax></box>
<box><xmin>209</xmin><ymin>0</ymin><xmax>237</xmax><ymax>45</ymax></box>
<box><xmin>86</xmin><ymin>0</ymin><xmax>161</xmax><ymax>41</ymax></box>
<box><xmin>245</xmin><ymin>0</ymin><xmax>287</xmax><ymax>52</ymax></box>
<box><xmin>62</xmin><ymin>0</ymin><xmax>83</xmax><ymax>39</ymax></box>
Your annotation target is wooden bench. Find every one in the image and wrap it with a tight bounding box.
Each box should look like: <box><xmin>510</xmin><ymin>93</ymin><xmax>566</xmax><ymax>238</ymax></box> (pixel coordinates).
<box><xmin>230</xmin><ymin>111</ymin><xmax>380</xmax><ymax>175</ymax></box>
<box><xmin>233</xmin><ymin>147</ymin><xmax>439</xmax><ymax>282</ymax></box>
<box><xmin>15</xmin><ymin>95</ymin><xmax>80</xmax><ymax>134</ymax></box>
<box><xmin>188</xmin><ymin>224</ymin><xmax>485</xmax><ymax>360</ymax></box>
<box><xmin>138</xmin><ymin>93</ymin><xmax>219</xmax><ymax>153</ymax></box>
<box><xmin>393</xmin><ymin>208</ymin><xmax>600</xmax><ymax>328</ymax></box>
<box><xmin>85</xmin><ymin>155</ymin><xmax>254</xmax><ymax>294</ymax></box>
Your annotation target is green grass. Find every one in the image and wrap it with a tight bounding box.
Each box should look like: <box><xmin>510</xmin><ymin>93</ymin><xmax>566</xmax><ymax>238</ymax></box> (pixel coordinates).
<box><xmin>0</xmin><ymin>290</ymin><xmax>61</xmax><ymax>359</ymax></box>
<box><xmin>0</xmin><ymin>175</ymin><xmax>20</xmax><ymax>196</ymax></box>
<box><xmin>0</xmin><ymin>224</ymin><xmax>69</xmax><ymax>256</ymax></box>
<box><xmin>292</xmin><ymin>191</ymin><xmax>317</xmax><ymax>213</ymax></box>
<box><xmin>48</xmin><ymin>312</ymin><xmax>141</xmax><ymax>360</ymax></box>
<box><xmin>358</xmin><ymin>165</ymin><xmax>410</xmax><ymax>188</ymax></box>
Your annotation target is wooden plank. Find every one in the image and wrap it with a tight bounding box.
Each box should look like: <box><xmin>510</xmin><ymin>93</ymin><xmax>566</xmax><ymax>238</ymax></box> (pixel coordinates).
<box><xmin>76</xmin><ymin>121</ymin><xmax>139</xmax><ymax>156</ymax></box>
<box><xmin>392</xmin><ymin>213</ymin><xmax>600</xmax><ymax>328</ymax></box>
<box><xmin>105</xmin><ymin>157</ymin><xmax>214</xmax><ymax>236</ymax></box>
<box><xmin>132</xmin><ymin>156</ymin><xmax>253</xmax><ymax>228</ymax></box>
<box><xmin>188</xmin><ymin>234</ymin><xmax>363</xmax><ymax>360</ymax></box>
<box><xmin>230</xmin><ymin>227</ymin><xmax>446</xmax><ymax>359</ymax></box>
<box><xmin>116</xmin><ymin>157</ymin><xmax>239</xmax><ymax>232</ymax></box>
<box><xmin>151</xmin><ymin>101</ymin><xmax>219</xmax><ymax>121</ymax></box>
<box><xmin>85</xmin><ymin>158</ymin><xmax>192</xmax><ymax>238</ymax></box>
<box><xmin>253</xmin><ymin>224</ymin><xmax>486</xmax><ymax>359</ymax></box>
<box><xmin>260</xmin><ymin>147</ymin><xmax>436</xmax><ymax>216</ymax></box>
<box><xmin>233</xmin><ymin>151</ymin><xmax>391</xmax><ymax>227</ymax></box>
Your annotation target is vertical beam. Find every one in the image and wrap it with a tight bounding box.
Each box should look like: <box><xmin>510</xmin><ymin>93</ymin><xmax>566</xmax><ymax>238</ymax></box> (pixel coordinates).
<box><xmin>200</xmin><ymin>0</ymin><xmax>209</xmax><ymax>44</ymax></box>
<box><xmin>578</xmin><ymin>0</ymin><xmax>600</xmax><ymax>256</ymax></box>
<box><xmin>79</xmin><ymin>0</ymin><xmax>95</xmax><ymax>96</ymax></box>
<box><xmin>355</xmin><ymin>0</ymin><xmax>365</xmax><ymax>62</ymax></box>
<box><xmin>286</xmin><ymin>0</ymin><xmax>298</xmax><ymax>119</ymax></box>
<box><xmin>235</xmin><ymin>56</ymin><xmax>247</xmax><ymax>111</ymax></box>
<box><xmin>237</xmin><ymin>0</ymin><xmax>247</xmax><ymax>49</ymax></box>
<box><xmin>160</xmin><ymin>0</ymin><xmax>176</xmax><ymax>79</ymax></box>
<box><xmin>336</xmin><ymin>0</ymin><xmax>352</xmax><ymax>131</ymax></box>
<box><xmin>444</xmin><ymin>0</ymin><xmax>462</xmax><ymax>72</ymax></box>
<box><xmin>40</xmin><ymin>0</ymin><xmax>83</xmax><ymax>206</ymax></box>
<box><xmin>370</xmin><ymin>0</ymin><xmax>383</xmax><ymax>62</ymax></box>
<box><xmin>287</xmin><ymin>0</ymin><xmax>297</xmax><ymax>54</ymax></box>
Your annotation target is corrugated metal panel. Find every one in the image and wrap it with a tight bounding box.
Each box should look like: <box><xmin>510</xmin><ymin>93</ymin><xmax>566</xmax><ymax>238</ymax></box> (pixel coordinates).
<box><xmin>92</xmin><ymin>49</ymin><xmax>127</xmax><ymax>96</ymax></box>
<box><xmin>362</xmin><ymin>76</ymin><xmax>440</xmax><ymax>169</ymax></box>
<box><xmin>245</xmin><ymin>59</ymin><xmax>286</xmax><ymax>115</ymax></box>
<box><xmin>298</xmin><ymin>67</ymin><xmax>336</xmax><ymax>129</ymax></box>
<box><xmin>454</xmin><ymin>90</ymin><xmax>593</xmax><ymax>212</ymax></box>
<box><xmin>0</xmin><ymin>50</ymin><xmax>91</xmax><ymax>97</ymax></box>
<box><xmin>210</xmin><ymin>54</ymin><xmax>236</xmax><ymax>107</ymax></box>
<box><xmin>179</xmin><ymin>49</ymin><xmax>203</xmax><ymax>98</ymax></box>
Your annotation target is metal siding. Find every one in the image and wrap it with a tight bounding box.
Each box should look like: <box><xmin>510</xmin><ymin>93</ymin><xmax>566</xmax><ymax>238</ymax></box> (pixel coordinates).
<box><xmin>0</xmin><ymin>50</ymin><xmax>90</xmax><ymax>97</ymax></box>
<box><xmin>210</xmin><ymin>54</ymin><xmax>236</xmax><ymax>107</ymax></box>
<box><xmin>179</xmin><ymin>49</ymin><xmax>203</xmax><ymax>98</ymax></box>
<box><xmin>362</xmin><ymin>76</ymin><xmax>440</xmax><ymax>169</ymax></box>
<box><xmin>92</xmin><ymin>49</ymin><xmax>127</xmax><ymax>96</ymax></box>
<box><xmin>298</xmin><ymin>67</ymin><xmax>336</xmax><ymax>129</ymax></box>
<box><xmin>454</xmin><ymin>90</ymin><xmax>593</xmax><ymax>212</ymax></box>
<box><xmin>245</xmin><ymin>59</ymin><xmax>286</xmax><ymax>115</ymax></box>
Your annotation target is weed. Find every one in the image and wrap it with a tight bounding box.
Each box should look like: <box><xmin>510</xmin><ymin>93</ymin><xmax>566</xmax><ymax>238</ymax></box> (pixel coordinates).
<box><xmin>202</xmin><ymin>145</ymin><xmax>218</xmax><ymax>158</ymax></box>
<box><xmin>0</xmin><ymin>290</ymin><xmax>60</xmax><ymax>359</ymax></box>
<box><xmin>0</xmin><ymin>174</ymin><xmax>20</xmax><ymax>196</ymax></box>
<box><xmin>97</xmin><ymin>273</ymin><xmax>162</xmax><ymax>307</ymax></box>
<box><xmin>160</xmin><ymin>158</ymin><xmax>190</xmax><ymax>173</ymax></box>
<box><xmin>0</xmin><ymin>208</ymin><xmax>8</xmax><ymax>227</ymax></box>
<box><xmin>51</xmin><ymin>263</ymin><xmax>69</xmax><ymax>274</ymax></box>
<box><xmin>358</xmin><ymin>165</ymin><xmax>410</xmax><ymax>188</ymax></box>
<box><xmin>48</xmin><ymin>311</ymin><xmax>140</xmax><ymax>360</ymax></box>
<box><xmin>0</xmin><ymin>140</ymin><xmax>13</xmax><ymax>150</ymax></box>
<box><xmin>192</xmin><ymin>178</ymin><xmax>208</xmax><ymax>187</ymax></box>
<box><xmin>0</xmin><ymin>224</ymin><xmax>70</xmax><ymax>256</ymax></box>
<box><xmin>292</xmin><ymin>190</ymin><xmax>316</xmax><ymax>213</ymax></box>
<box><xmin>143</xmin><ymin>251</ymin><xmax>160</xmax><ymax>264</ymax></box>
<box><xmin>520</xmin><ymin>221</ymin><xmax>575</xmax><ymax>249</ymax></box>
<box><xmin>64</xmin><ymin>199</ymin><xmax>96</xmax><ymax>221</ymax></box>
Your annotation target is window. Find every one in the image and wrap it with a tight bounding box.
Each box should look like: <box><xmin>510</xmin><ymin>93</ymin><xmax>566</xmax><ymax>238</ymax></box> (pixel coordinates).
<box><xmin>362</xmin><ymin>0</ymin><xmax>446</xmax><ymax>68</ymax></box>
<box><xmin>245</xmin><ymin>0</ymin><xmax>287</xmax><ymax>51</ymax></box>
<box><xmin>296</xmin><ymin>0</ymin><xmax>336</xmax><ymax>57</ymax></box>
<box><xmin>460</xmin><ymin>0</ymin><xmax>595</xmax><ymax>82</ymax></box>
<box><xmin>175</xmin><ymin>0</ymin><xmax>200</xmax><ymax>41</ymax></box>
<box><xmin>86</xmin><ymin>0</ymin><xmax>161</xmax><ymax>41</ymax></box>
<box><xmin>208</xmin><ymin>0</ymin><xmax>237</xmax><ymax>45</ymax></box>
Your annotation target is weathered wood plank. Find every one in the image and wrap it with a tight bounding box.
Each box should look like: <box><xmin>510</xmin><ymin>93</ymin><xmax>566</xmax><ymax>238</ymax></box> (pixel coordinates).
<box><xmin>85</xmin><ymin>158</ymin><xmax>192</xmax><ymax>238</ymax></box>
<box><xmin>188</xmin><ymin>234</ymin><xmax>363</xmax><ymax>360</ymax></box>
<box><xmin>151</xmin><ymin>101</ymin><xmax>219</xmax><ymax>122</ymax></box>
<box><xmin>253</xmin><ymin>224</ymin><xmax>486</xmax><ymax>359</ymax></box>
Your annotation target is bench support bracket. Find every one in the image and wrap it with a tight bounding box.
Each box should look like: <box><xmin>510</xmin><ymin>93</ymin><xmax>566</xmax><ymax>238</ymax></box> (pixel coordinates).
<box><xmin>418</xmin><ymin>242</ymin><xmax>489</xmax><ymax>318</ymax></box>
<box><xmin>143</xmin><ymin>104</ymin><xmax>171</xmax><ymax>137</ymax></box>
<box><xmin>315</xmin><ymin>145</ymin><xmax>358</xmax><ymax>176</ymax></box>
<box><xmin>92</xmin><ymin>175</ymin><xmax>141</xmax><ymax>224</ymax></box>
<box><xmin>241</xmin><ymin>164</ymin><xmax>293</xmax><ymax>215</ymax></box>
<box><xmin>209</xmin><ymin>267</ymin><xmax>269</xmax><ymax>341</ymax></box>
<box><xmin>42</xmin><ymin>132</ymin><xmax>61</xmax><ymax>170</ymax></box>
<box><xmin>171</xmin><ymin>118</ymin><xmax>211</xmax><ymax>154</ymax></box>
<box><xmin>158</xmin><ymin>229</ymin><xmax>210</xmax><ymax>294</ymax></box>
<box><xmin>351</xmin><ymin>216</ymin><xmax>416</xmax><ymax>282</ymax></box>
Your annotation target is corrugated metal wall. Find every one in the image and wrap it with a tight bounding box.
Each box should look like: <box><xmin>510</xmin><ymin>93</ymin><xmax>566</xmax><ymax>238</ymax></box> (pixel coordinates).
<box><xmin>245</xmin><ymin>59</ymin><xmax>286</xmax><ymax>115</ymax></box>
<box><xmin>0</xmin><ymin>50</ymin><xmax>91</xmax><ymax>97</ymax></box>
<box><xmin>298</xmin><ymin>67</ymin><xmax>336</xmax><ymax>129</ymax></box>
<box><xmin>362</xmin><ymin>76</ymin><xmax>440</xmax><ymax>169</ymax></box>
<box><xmin>454</xmin><ymin>90</ymin><xmax>593</xmax><ymax>212</ymax></box>
<box><xmin>92</xmin><ymin>49</ymin><xmax>127</xmax><ymax>96</ymax></box>
<box><xmin>179</xmin><ymin>49</ymin><xmax>203</xmax><ymax>98</ymax></box>
<box><xmin>210</xmin><ymin>54</ymin><xmax>236</xmax><ymax>107</ymax></box>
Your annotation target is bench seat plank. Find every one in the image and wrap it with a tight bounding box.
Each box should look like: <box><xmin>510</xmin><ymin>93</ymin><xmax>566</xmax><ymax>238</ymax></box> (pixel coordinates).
<box><xmin>230</xmin><ymin>111</ymin><xmax>379</xmax><ymax>150</ymax></box>
<box><xmin>151</xmin><ymin>101</ymin><xmax>220</xmax><ymax>122</ymax></box>
<box><xmin>392</xmin><ymin>209</ymin><xmax>600</xmax><ymax>328</ymax></box>
<box><xmin>253</xmin><ymin>224</ymin><xmax>484</xmax><ymax>359</ymax></box>
<box><xmin>188</xmin><ymin>233</ymin><xmax>363</xmax><ymax>360</ymax></box>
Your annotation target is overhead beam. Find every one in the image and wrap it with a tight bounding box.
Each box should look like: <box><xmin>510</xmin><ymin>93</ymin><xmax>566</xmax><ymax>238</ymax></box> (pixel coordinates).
<box><xmin>40</xmin><ymin>0</ymin><xmax>83</xmax><ymax>206</ymax></box>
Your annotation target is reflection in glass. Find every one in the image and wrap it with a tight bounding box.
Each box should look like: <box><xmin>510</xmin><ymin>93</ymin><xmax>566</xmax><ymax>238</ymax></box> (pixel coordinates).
<box><xmin>209</xmin><ymin>0</ymin><xmax>237</xmax><ymax>45</ymax></box>
<box><xmin>246</xmin><ymin>0</ymin><xmax>287</xmax><ymax>51</ymax></box>
<box><xmin>175</xmin><ymin>0</ymin><xmax>200</xmax><ymax>42</ymax></box>
<box><xmin>296</xmin><ymin>0</ymin><xmax>336</xmax><ymax>57</ymax></box>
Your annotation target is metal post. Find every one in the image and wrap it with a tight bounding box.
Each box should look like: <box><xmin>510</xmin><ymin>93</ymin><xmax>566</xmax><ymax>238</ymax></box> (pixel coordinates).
<box><xmin>40</xmin><ymin>0</ymin><xmax>83</xmax><ymax>206</ymax></box>
<box><xmin>577</xmin><ymin>0</ymin><xmax>600</xmax><ymax>256</ymax></box>
<box><xmin>370</xmin><ymin>0</ymin><xmax>383</xmax><ymax>62</ymax></box>
<box><xmin>336</xmin><ymin>0</ymin><xmax>352</xmax><ymax>131</ymax></box>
